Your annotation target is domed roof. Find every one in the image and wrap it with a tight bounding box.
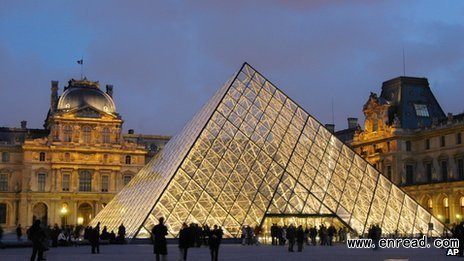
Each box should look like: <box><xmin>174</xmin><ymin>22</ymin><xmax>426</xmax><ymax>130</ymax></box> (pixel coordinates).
<box><xmin>57</xmin><ymin>79</ymin><xmax>116</xmax><ymax>114</ymax></box>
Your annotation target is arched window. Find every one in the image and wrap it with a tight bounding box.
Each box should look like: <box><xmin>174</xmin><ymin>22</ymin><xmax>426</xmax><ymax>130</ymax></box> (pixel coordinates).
<box><xmin>79</xmin><ymin>170</ymin><xmax>92</xmax><ymax>192</ymax></box>
<box><xmin>102</xmin><ymin>127</ymin><xmax>110</xmax><ymax>144</ymax></box>
<box><xmin>82</xmin><ymin>126</ymin><xmax>91</xmax><ymax>144</ymax></box>
<box><xmin>1</xmin><ymin>152</ymin><xmax>9</xmax><ymax>162</ymax></box>
<box><xmin>443</xmin><ymin>197</ymin><xmax>450</xmax><ymax>223</ymax></box>
<box><xmin>125</xmin><ymin>155</ymin><xmax>131</xmax><ymax>165</ymax></box>
<box><xmin>63</xmin><ymin>125</ymin><xmax>73</xmax><ymax>142</ymax></box>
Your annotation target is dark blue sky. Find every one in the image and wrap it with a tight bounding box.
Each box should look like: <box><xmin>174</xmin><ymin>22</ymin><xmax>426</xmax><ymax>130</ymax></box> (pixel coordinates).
<box><xmin>1</xmin><ymin>1</ymin><xmax>463</xmax><ymax>135</ymax></box>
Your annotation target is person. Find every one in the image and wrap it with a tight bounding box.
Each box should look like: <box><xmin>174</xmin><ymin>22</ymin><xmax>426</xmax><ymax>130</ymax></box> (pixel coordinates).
<box><xmin>29</xmin><ymin>219</ymin><xmax>47</xmax><ymax>261</ymax></box>
<box><xmin>51</xmin><ymin>224</ymin><xmax>60</xmax><ymax>247</ymax></box>
<box><xmin>152</xmin><ymin>217</ymin><xmax>168</xmax><ymax>261</ymax></box>
<box><xmin>118</xmin><ymin>223</ymin><xmax>126</xmax><ymax>244</ymax></box>
<box><xmin>178</xmin><ymin>223</ymin><xmax>190</xmax><ymax>261</ymax></box>
<box><xmin>209</xmin><ymin>225</ymin><xmax>222</xmax><ymax>261</ymax></box>
<box><xmin>90</xmin><ymin>223</ymin><xmax>101</xmax><ymax>254</ymax></box>
<box><xmin>328</xmin><ymin>225</ymin><xmax>336</xmax><ymax>246</ymax></box>
<box><xmin>309</xmin><ymin>226</ymin><xmax>317</xmax><ymax>246</ymax></box>
<box><xmin>16</xmin><ymin>224</ymin><xmax>23</xmax><ymax>241</ymax></box>
<box><xmin>0</xmin><ymin>225</ymin><xmax>4</xmax><ymax>249</ymax></box>
<box><xmin>286</xmin><ymin>224</ymin><xmax>296</xmax><ymax>252</ymax></box>
<box><xmin>296</xmin><ymin>225</ymin><xmax>305</xmax><ymax>252</ymax></box>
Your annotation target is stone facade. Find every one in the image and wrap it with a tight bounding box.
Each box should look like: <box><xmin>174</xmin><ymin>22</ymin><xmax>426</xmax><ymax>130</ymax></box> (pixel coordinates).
<box><xmin>0</xmin><ymin>79</ymin><xmax>170</xmax><ymax>232</ymax></box>
<box><xmin>349</xmin><ymin>76</ymin><xmax>464</xmax><ymax>226</ymax></box>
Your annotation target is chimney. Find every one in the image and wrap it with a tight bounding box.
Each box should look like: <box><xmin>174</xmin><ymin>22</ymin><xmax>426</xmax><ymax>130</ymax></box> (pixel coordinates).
<box><xmin>106</xmin><ymin>84</ymin><xmax>113</xmax><ymax>98</ymax></box>
<box><xmin>348</xmin><ymin>117</ymin><xmax>358</xmax><ymax>129</ymax></box>
<box><xmin>325</xmin><ymin>124</ymin><xmax>335</xmax><ymax>133</ymax></box>
<box><xmin>20</xmin><ymin>121</ymin><xmax>27</xmax><ymax>129</ymax></box>
<box><xmin>128</xmin><ymin>129</ymin><xmax>134</xmax><ymax>134</ymax></box>
<box><xmin>51</xmin><ymin>81</ymin><xmax>59</xmax><ymax>112</ymax></box>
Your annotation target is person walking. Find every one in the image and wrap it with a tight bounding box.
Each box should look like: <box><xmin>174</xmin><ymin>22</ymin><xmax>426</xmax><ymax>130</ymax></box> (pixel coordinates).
<box><xmin>179</xmin><ymin>223</ymin><xmax>190</xmax><ymax>261</ymax></box>
<box><xmin>152</xmin><ymin>217</ymin><xmax>168</xmax><ymax>261</ymax></box>
<box><xmin>118</xmin><ymin>223</ymin><xmax>126</xmax><ymax>244</ymax></box>
<box><xmin>209</xmin><ymin>225</ymin><xmax>222</xmax><ymax>261</ymax></box>
<box><xmin>286</xmin><ymin>224</ymin><xmax>296</xmax><ymax>252</ymax></box>
<box><xmin>29</xmin><ymin>219</ymin><xmax>47</xmax><ymax>261</ymax></box>
<box><xmin>90</xmin><ymin>222</ymin><xmax>101</xmax><ymax>254</ymax></box>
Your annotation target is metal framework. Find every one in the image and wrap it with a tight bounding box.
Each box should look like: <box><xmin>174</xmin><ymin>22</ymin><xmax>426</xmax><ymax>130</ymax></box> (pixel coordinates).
<box><xmin>90</xmin><ymin>63</ymin><xmax>446</xmax><ymax>239</ymax></box>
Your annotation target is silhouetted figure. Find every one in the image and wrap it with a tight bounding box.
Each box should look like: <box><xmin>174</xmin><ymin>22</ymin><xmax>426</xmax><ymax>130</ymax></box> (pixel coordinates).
<box><xmin>118</xmin><ymin>223</ymin><xmax>126</xmax><ymax>244</ymax></box>
<box><xmin>0</xmin><ymin>225</ymin><xmax>4</xmax><ymax>249</ymax></box>
<box><xmin>328</xmin><ymin>225</ymin><xmax>336</xmax><ymax>246</ymax></box>
<box><xmin>90</xmin><ymin>223</ymin><xmax>101</xmax><ymax>254</ymax></box>
<box><xmin>209</xmin><ymin>225</ymin><xmax>222</xmax><ymax>261</ymax></box>
<box><xmin>202</xmin><ymin>224</ymin><xmax>210</xmax><ymax>246</ymax></box>
<box><xmin>296</xmin><ymin>225</ymin><xmax>304</xmax><ymax>252</ymax></box>
<box><xmin>16</xmin><ymin>224</ymin><xmax>23</xmax><ymax>241</ymax></box>
<box><xmin>309</xmin><ymin>226</ymin><xmax>317</xmax><ymax>246</ymax></box>
<box><xmin>286</xmin><ymin>224</ymin><xmax>296</xmax><ymax>252</ymax></box>
<box><xmin>29</xmin><ymin>220</ymin><xmax>47</xmax><ymax>261</ymax></box>
<box><xmin>179</xmin><ymin>223</ymin><xmax>190</xmax><ymax>261</ymax></box>
<box><xmin>100</xmin><ymin>226</ymin><xmax>109</xmax><ymax>240</ymax></box>
<box><xmin>270</xmin><ymin>224</ymin><xmax>277</xmax><ymax>245</ymax></box>
<box><xmin>152</xmin><ymin>217</ymin><xmax>168</xmax><ymax>261</ymax></box>
<box><xmin>51</xmin><ymin>224</ymin><xmax>60</xmax><ymax>247</ymax></box>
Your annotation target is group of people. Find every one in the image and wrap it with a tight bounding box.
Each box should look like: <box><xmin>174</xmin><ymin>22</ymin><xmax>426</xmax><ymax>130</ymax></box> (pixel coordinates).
<box><xmin>270</xmin><ymin>223</ymin><xmax>348</xmax><ymax>249</ymax></box>
<box><xmin>241</xmin><ymin>225</ymin><xmax>262</xmax><ymax>246</ymax></box>
<box><xmin>151</xmin><ymin>217</ymin><xmax>223</xmax><ymax>261</ymax></box>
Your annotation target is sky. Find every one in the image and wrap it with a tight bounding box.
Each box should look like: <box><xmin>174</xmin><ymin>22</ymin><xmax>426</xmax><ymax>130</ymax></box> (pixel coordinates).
<box><xmin>1</xmin><ymin>0</ymin><xmax>463</xmax><ymax>136</ymax></box>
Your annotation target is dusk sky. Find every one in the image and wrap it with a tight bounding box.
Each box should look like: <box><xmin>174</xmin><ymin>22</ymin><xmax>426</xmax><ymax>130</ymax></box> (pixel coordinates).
<box><xmin>1</xmin><ymin>1</ymin><xmax>463</xmax><ymax>136</ymax></box>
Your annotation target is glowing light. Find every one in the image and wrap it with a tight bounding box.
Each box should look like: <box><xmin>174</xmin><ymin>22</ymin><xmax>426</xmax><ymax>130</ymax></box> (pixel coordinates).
<box><xmin>77</xmin><ymin>217</ymin><xmax>84</xmax><ymax>225</ymax></box>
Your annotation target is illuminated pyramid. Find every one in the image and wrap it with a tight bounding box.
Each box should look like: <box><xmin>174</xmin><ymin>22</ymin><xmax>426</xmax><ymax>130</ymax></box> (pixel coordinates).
<box><xmin>90</xmin><ymin>63</ymin><xmax>446</xmax><ymax>238</ymax></box>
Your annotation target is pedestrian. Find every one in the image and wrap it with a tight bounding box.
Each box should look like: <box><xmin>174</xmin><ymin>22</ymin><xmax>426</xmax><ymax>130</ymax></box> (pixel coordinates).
<box><xmin>328</xmin><ymin>225</ymin><xmax>336</xmax><ymax>246</ymax></box>
<box><xmin>29</xmin><ymin>219</ymin><xmax>48</xmax><ymax>261</ymax></box>
<box><xmin>16</xmin><ymin>224</ymin><xmax>23</xmax><ymax>241</ymax></box>
<box><xmin>241</xmin><ymin>226</ymin><xmax>247</xmax><ymax>245</ymax></box>
<box><xmin>90</xmin><ymin>223</ymin><xmax>101</xmax><ymax>254</ymax></box>
<box><xmin>309</xmin><ymin>226</ymin><xmax>317</xmax><ymax>246</ymax></box>
<box><xmin>296</xmin><ymin>225</ymin><xmax>304</xmax><ymax>252</ymax></box>
<box><xmin>0</xmin><ymin>225</ymin><xmax>4</xmax><ymax>249</ymax></box>
<box><xmin>51</xmin><ymin>224</ymin><xmax>60</xmax><ymax>247</ymax></box>
<box><xmin>209</xmin><ymin>225</ymin><xmax>222</xmax><ymax>261</ymax></box>
<box><xmin>152</xmin><ymin>217</ymin><xmax>168</xmax><ymax>261</ymax></box>
<box><xmin>286</xmin><ymin>224</ymin><xmax>295</xmax><ymax>252</ymax></box>
<box><xmin>118</xmin><ymin>223</ymin><xmax>126</xmax><ymax>244</ymax></box>
<box><xmin>179</xmin><ymin>223</ymin><xmax>190</xmax><ymax>261</ymax></box>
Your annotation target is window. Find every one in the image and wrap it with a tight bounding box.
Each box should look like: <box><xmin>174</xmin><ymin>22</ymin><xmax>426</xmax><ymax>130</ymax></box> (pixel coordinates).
<box><xmin>458</xmin><ymin>158</ymin><xmax>464</xmax><ymax>180</ymax></box>
<box><xmin>441</xmin><ymin>136</ymin><xmax>446</xmax><ymax>147</ymax></box>
<box><xmin>444</xmin><ymin>197</ymin><xmax>450</xmax><ymax>223</ymax></box>
<box><xmin>101</xmin><ymin>175</ymin><xmax>109</xmax><ymax>192</ymax></box>
<box><xmin>102</xmin><ymin>128</ymin><xmax>110</xmax><ymax>144</ymax></box>
<box><xmin>386</xmin><ymin>165</ymin><xmax>392</xmax><ymax>180</ymax></box>
<box><xmin>125</xmin><ymin>155</ymin><xmax>131</xmax><ymax>164</ymax></box>
<box><xmin>425</xmin><ymin>139</ymin><xmax>430</xmax><ymax>150</ymax></box>
<box><xmin>0</xmin><ymin>203</ymin><xmax>6</xmax><ymax>224</ymax></box>
<box><xmin>103</xmin><ymin>154</ymin><xmax>108</xmax><ymax>163</ymax></box>
<box><xmin>39</xmin><ymin>152</ymin><xmax>46</xmax><ymax>162</ymax></box>
<box><xmin>405</xmin><ymin>165</ymin><xmax>414</xmax><ymax>185</ymax></box>
<box><xmin>63</xmin><ymin>125</ymin><xmax>73</xmax><ymax>142</ymax></box>
<box><xmin>38</xmin><ymin>173</ymin><xmax>46</xmax><ymax>192</ymax></box>
<box><xmin>1</xmin><ymin>152</ymin><xmax>9</xmax><ymax>162</ymax></box>
<box><xmin>414</xmin><ymin>104</ymin><xmax>429</xmax><ymax>117</ymax></box>
<box><xmin>82</xmin><ymin>126</ymin><xmax>91</xmax><ymax>144</ymax></box>
<box><xmin>64</xmin><ymin>153</ymin><xmax>71</xmax><ymax>162</ymax></box>
<box><xmin>0</xmin><ymin>174</ymin><xmax>8</xmax><ymax>191</ymax></box>
<box><xmin>458</xmin><ymin>133</ymin><xmax>462</xmax><ymax>145</ymax></box>
<box><xmin>62</xmin><ymin>174</ymin><xmax>70</xmax><ymax>192</ymax></box>
<box><xmin>426</xmin><ymin>163</ymin><xmax>433</xmax><ymax>183</ymax></box>
<box><xmin>441</xmin><ymin>160</ymin><xmax>448</xmax><ymax>182</ymax></box>
<box><xmin>405</xmin><ymin>141</ymin><xmax>411</xmax><ymax>152</ymax></box>
<box><xmin>372</xmin><ymin>120</ymin><xmax>378</xmax><ymax>132</ymax></box>
<box><xmin>123</xmin><ymin>175</ymin><xmax>132</xmax><ymax>186</ymax></box>
<box><xmin>79</xmin><ymin>170</ymin><xmax>92</xmax><ymax>192</ymax></box>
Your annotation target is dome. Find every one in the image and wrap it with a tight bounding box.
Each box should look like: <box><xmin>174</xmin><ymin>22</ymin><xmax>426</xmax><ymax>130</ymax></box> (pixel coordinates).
<box><xmin>56</xmin><ymin>79</ymin><xmax>116</xmax><ymax>114</ymax></box>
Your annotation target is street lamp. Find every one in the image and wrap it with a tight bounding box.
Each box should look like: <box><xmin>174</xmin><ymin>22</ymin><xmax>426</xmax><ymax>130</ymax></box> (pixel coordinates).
<box><xmin>61</xmin><ymin>205</ymin><xmax>68</xmax><ymax>227</ymax></box>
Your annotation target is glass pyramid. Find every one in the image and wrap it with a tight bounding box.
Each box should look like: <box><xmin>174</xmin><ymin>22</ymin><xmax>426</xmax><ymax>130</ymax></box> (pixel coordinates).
<box><xmin>90</xmin><ymin>63</ymin><xmax>446</xmax><ymax>239</ymax></box>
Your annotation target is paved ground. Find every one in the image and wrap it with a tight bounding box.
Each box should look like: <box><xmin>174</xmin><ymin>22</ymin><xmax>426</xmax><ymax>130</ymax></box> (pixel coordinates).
<box><xmin>0</xmin><ymin>243</ymin><xmax>456</xmax><ymax>261</ymax></box>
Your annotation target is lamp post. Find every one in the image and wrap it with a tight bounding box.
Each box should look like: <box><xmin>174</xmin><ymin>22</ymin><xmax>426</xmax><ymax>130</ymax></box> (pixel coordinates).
<box><xmin>61</xmin><ymin>205</ymin><xmax>68</xmax><ymax>227</ymax></box>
